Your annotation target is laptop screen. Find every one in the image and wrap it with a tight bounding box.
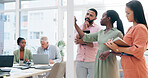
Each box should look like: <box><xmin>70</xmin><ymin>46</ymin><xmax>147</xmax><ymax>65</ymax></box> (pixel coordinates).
<box><xmin>0</xmin><ymin>55</ymin><xmax>14</xmax><ymax>67</ymax></box>
<box><xmin>33</xmin><ymin>54</ymin><xmax>49</xmax><ymax>64</ymax></box>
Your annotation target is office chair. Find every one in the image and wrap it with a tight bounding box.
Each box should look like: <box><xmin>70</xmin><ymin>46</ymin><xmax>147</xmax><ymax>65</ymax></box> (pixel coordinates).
<box><xmin>47</xmin><ymin>62</ymin><xmax>66</xmax><ymax>78</ymax></box>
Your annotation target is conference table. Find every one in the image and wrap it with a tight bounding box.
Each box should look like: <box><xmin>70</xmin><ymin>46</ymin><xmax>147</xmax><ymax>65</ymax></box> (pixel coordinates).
<box><xmin>1</xmin><ymin>64</ymin><xmax>51</xmax><ymax>78</ymax></box>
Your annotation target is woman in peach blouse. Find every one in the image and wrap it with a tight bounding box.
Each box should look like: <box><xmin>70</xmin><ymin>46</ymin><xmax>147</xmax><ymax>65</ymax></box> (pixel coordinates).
<box><xmin>105</xmin><ymin>1</ymin><xmax>148</xmax><ymax>78</ymax></box>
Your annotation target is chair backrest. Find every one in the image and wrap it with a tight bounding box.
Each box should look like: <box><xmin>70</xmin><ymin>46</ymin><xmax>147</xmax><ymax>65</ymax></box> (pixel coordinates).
<box><xmin>47</xmin><ymin>62</ymin><xmax>66</xmax><ymax>78</ymax></box>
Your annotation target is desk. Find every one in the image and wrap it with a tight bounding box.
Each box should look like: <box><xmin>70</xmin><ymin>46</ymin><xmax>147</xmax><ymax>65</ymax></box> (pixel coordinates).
<box><xmin>2</xmin><ymin>64</ymin><xmax>51</xmax><ymax>78</ymax></box>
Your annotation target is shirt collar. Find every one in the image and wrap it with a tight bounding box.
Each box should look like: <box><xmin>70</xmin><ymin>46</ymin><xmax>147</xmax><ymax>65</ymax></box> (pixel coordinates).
<box><xmin>104</xmin><ymin>27</ymin><xmax>117</xmax><ymax>31</ymax></box>
<box><xmin>44</xmin><ymin>45</ymin><xmax>50</xmax><ymax>50</ymax></box>
<box><xmin>91</xmin><ymin>23</ymin><xmax>96</xmax><ymax>27</ymax></box>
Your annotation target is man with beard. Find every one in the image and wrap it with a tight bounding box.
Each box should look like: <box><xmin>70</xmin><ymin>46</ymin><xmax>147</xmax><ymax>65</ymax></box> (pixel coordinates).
<box><xmin>75</xmin><ymin>8</ymin><xmax>101</xmax><ymax>78</ymax></box>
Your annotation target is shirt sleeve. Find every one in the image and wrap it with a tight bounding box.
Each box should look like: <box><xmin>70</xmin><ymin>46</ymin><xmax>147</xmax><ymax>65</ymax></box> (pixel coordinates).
<box><xmin>37</xmin><ymin>47</ymin><xmax>40</xmax><ymax>54</ymax></box>
<box><xmin>128</xmin><ymin>25</ymin><xmax>148</xmax><ymax>59</ymax></box>
<box><xmin>117</xmin><ymin>31</ymin><xmax>123</xmax><ymax>39</ymax></box>
<box><xmin>13</xmin><ymin>51</ymin><xmax>17</xmax><ymax>63</ymax></box>
<box><xmin>29</xmin><ymin>50</ymin><xmax>33</xmax><ymax>62</ymax></box>
<box><xmin>82</xmin><ymin>31</ymin><xmax>100</xmax><ymax>42</ymax></box>
<box><xmin>92</xmin><ymin>26</ymin><xmax>101</xmax><ymax>47</ymax></box>
<box><xmin>53</xmin><ymin>46</ymin><xmax>62</xmax><ymax>63</ymax></box>
<box><xmin>92</xmin><ymin>42</ymin><xmax>98</xmax><ymax>48</ymax></box>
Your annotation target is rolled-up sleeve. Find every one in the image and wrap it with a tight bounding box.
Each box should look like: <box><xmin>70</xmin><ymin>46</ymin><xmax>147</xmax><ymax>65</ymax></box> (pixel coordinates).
<box><xmin>82</xmin><ymin>31</ymin><xmax>99</xmax><ymax>42</ymax></box>
<box><xmin>92</xmin><ymin>42</ymin><xmax>98</xmax><ymax>48</ymax></box>
<box><xmin>128</xmin><ymin>25</ymin><xmax>148</xmax><ymax>59</ymax></box>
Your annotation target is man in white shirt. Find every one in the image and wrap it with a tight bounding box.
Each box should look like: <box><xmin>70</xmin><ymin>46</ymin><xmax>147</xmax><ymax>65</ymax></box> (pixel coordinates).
<box><xmin>37</xmin><ymin>36</ymin><xmax>61</xmax><ymax>64</ymax></box>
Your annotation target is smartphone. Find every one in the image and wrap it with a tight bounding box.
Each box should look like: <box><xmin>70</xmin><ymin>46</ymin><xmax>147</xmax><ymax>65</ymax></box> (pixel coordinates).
<box><xmin>83</xmin><ymin>30</ymin><xmax>90</xmax><ymax>34</ymax></box>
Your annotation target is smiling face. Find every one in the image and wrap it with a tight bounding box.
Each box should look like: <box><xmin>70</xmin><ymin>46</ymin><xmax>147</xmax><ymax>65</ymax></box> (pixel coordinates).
<box><xmin>125</xmin><ymin>6</ymin><xmax>134</xmax><ymax>22</ymax></box>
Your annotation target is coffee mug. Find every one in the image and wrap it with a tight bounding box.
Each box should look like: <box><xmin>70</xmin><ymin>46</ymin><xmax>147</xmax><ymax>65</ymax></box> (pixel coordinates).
<box><xmin>19</xmin><ymin>60</ymin><xmax>24</xmax><ymax>65</ymax></box>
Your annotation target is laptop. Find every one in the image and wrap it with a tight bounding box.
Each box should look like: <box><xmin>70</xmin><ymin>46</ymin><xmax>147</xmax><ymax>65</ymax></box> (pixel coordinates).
<box><xmin>0</xmin><ymin>55</ymin><xmax>14</xmax><ymax>67</ymax></box>
<box><xmin>0</xmin><ymin>55</ymin><xmax>13</xmax><ymax>77</ymax></box>
<box><xmin>33</xmin><ymin>54</ymin><xmax>49</xmax><ymax>64</ymax></box>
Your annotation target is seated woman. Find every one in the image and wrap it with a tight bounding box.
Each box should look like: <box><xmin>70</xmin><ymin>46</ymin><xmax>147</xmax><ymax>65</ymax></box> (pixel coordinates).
<box><xmin>13</xmin><ymin>37</ymin><xmax>32</xmax><ymax>64</ymax></box>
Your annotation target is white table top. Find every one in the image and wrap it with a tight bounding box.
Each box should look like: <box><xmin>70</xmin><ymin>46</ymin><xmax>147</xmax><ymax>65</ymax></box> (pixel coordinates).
<box><xmin>1</xmin><ymin>64</ymin><xmax>51</xmax><ymax>78</ymax></box>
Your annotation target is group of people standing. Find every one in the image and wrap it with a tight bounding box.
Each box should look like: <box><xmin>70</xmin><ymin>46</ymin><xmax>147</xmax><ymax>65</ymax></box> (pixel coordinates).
<box><xmin>75</xmin><ymin>0</ymin><xmax>148</xmax><ymax>78</ymax></box>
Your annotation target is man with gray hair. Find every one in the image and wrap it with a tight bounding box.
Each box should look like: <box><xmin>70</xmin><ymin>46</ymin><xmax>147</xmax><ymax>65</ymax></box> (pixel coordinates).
<box><xmin>37</xmin><ymin>36</ymin><xmax>61</xmax><ymax>64</ymax></box>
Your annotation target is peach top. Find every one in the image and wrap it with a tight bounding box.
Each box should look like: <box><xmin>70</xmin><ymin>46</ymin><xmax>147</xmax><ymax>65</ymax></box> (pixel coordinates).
<box><xmin>122</xmin><ymin>24</ymin><xmax>148</xmax><ymax>78</ymax></box>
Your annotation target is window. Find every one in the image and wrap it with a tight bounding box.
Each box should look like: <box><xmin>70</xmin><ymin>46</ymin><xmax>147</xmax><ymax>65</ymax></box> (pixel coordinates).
<box><xmin>21</xmin><ymin>0</ymin><xmax>58</xmax><ymax>9</ymax></box>
<box><xmin>22</xmin><ymin>16</ymin><xmax>28</xmax><ymax>22</ymax></box>
<box><xmin>3</xmin><ymin>12</ymin><xmax>16</xmax><ymax>55</ymax></box>
<box><xmin>7</xmin><ymin>15</ymin><xmax>10</xmax><ymax>22</ymax></box>
<box><xmin>4</xmin><ymin>32</ymin><xmax>9</xmax><ymax>40</ymax></box>
<box><xmin>21</xmin><ymin>10</ymin><xmax>58</xmax><ymax>54</ymax></box>
<box><xmin>29</xmin><ymin>12</ymin><xmax>43</xmax><ymax>21</ymax></box>
<box><xmin>63</xmin><ymin>0</ymin><xmax>104</xmax><ymax>6</ymax></box>
<box><xmin>4</xmin><ymin>2</ymin><xmax>15</xmax><ymax>10</ymax></box>
<box><xmin>30</xmin><ymin>32</ymin><xmax>43</xmax><ymax>39</ymax></box>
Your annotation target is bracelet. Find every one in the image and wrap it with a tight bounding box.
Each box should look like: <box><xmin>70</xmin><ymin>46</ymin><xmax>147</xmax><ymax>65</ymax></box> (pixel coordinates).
<box><xmin>120</xmin><ymin>52</ymin><xmax>123</xmax><ymax>57</ymax></box>
<box><xmin>108</xmin><ymin>50</ymin><xmax>112</xmax><ymax>53</ymax></box>
<box><xmin>84</xmin><ymin>42</ymin><xmax>87</xmax><ymax>45</ymax></box>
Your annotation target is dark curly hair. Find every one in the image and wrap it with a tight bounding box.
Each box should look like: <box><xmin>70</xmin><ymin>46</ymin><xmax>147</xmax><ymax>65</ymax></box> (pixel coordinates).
<box><xmin>89</xmin><ymin>8</ymin><xmax>98</xmax><ymax>17</ymax></box>
<box><xmin>17</xmin><ymin>37</ymin><xmax>25</xmax><ymax>45</ymax></box>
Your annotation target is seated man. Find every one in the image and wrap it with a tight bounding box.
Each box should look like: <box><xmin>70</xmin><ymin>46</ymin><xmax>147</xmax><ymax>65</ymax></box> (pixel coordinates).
<box><xmin>37</xmin><ymin>36</ymin><xmax>61</xmax><ymax>64</ymax></box>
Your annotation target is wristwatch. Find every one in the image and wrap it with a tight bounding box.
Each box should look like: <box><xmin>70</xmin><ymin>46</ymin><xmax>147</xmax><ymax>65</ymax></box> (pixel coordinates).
<box><xmin>82</xmin><ymin>42</ymin><xmax>87</xmax><ymax>45</ymax></box>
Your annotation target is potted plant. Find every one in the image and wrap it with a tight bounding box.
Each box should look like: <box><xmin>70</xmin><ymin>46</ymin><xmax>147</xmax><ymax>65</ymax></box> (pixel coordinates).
<box><xmin>57</xmin><ymin>40</ymin><xmax>66</xmax><ymax>61</ymax></box>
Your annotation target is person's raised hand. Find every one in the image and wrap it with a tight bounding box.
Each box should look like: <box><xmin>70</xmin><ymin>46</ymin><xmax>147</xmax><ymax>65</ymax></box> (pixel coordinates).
<box><xmin>74</xmin><ymin>16</ymin><xmax>77</xmax><ymax>26</ymax></box>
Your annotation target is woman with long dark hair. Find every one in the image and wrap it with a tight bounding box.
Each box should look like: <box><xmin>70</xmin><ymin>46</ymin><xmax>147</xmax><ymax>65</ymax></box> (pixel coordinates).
<box><xmin>106</xmin><ymin>0</ymin><xmax>148</xmax><ymax>78</ymax></box>
<box><xmin>74</xmin><ymin>10</ymin><xmax>124</xmax><ymax>78</ymax></box>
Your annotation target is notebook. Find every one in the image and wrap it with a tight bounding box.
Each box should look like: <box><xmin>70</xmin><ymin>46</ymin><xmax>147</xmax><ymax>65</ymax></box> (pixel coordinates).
<box><xmin>112</xmin><ymin>37</ymin><xmax>130</xmax><ymax>47</ymax></box>
<box><xmin>33</xmin><ymin>54</ymin><xmax>49</xmax><ymax>64</ymax></box>
<box><xmin>104</xmin><ymin>37</ymin><xmax>130</xmax><ymax>49</ymax></box>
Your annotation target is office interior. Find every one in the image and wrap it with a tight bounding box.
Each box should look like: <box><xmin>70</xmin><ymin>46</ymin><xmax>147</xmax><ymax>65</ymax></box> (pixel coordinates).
<box><xmin>0</xmin><ymin>0</ymin><xmax>148</xmax><ymax>78</ymax></box>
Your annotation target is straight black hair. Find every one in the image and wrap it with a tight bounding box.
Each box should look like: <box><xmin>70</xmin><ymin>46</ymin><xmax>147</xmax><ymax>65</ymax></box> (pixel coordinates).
<box><xmin>17</xmin><ymin>37</ymin><xmax>25</xmax><ymax>45</ymax></box>
<box><xmin>126</xmin><ymin>0</ymin><xmax>147</xmax><ymax>28</ymax></box>
<box><xmin>106</xmin><ymin>10</ymin><xmax>124</xmax><ymax>35</ymax></box>
<box><xmin>89</xmin><ymin>8</ymin><xmax>98</xmax><ymax>17</ymax></box>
